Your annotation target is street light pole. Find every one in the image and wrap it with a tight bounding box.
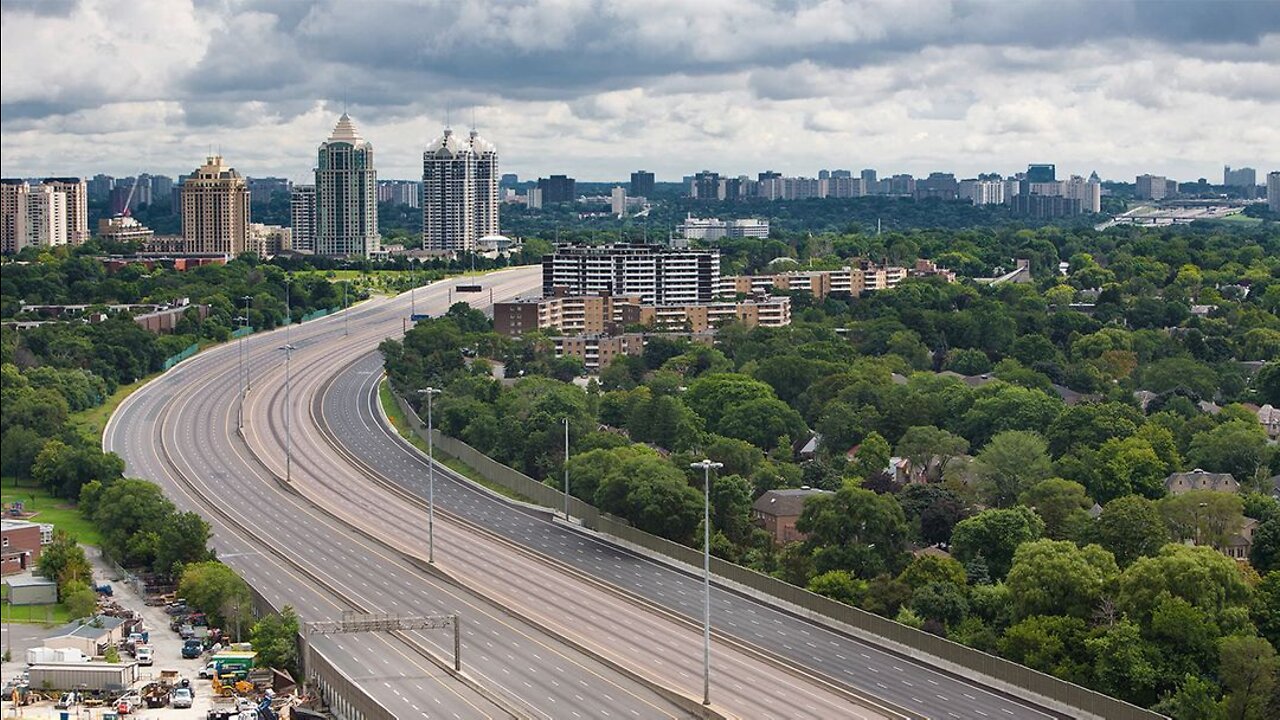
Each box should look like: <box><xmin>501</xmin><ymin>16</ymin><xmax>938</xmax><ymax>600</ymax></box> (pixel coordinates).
<box><xmin>279</xmin><ymin>344</ymin><xmax>296</xmax><ymax>482</ymax></box>
<box><xmin>689</xmin><ymin>458</ymin><xmax>722</xmax><ymax>707</ymax></box>
<box><xmin>240</xmin><ymin>295</ymin><xmax>253</xmax><ymax>391</ymax></box>
<box><xmin>563</xmin><ymin>416</ymin><xmax>570</xmax><ymax>520</ymax></box>
<box><xmin>418</xmin><ymin>387</ymin><xmax>442</xmax><ymax>563</ymax></box>
<box><xmin>235</xmin><ymin>315</ymin><xmax>248</xmax><ymax>431</ymax></box>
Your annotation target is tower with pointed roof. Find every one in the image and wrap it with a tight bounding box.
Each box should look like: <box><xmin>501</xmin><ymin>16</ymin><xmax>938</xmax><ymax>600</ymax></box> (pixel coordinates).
<box><xmin>422</xmin><ymin>126</ymin><xmax>499</xmax><ymax>251</ymax></box>
<box><xmin>315</xmin><ymin>113</ymin><xmax>379</xmax><ymax>257</ymax></box>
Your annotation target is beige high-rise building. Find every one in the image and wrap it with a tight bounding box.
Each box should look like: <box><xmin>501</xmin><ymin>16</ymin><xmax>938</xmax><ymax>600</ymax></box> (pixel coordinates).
<box><xmin>1</xmin><ymin>179</ymin><xmax>70</xmax><ymax>253</ymax></box>
<box><xmin>42</xmin><ymin>178</ymin><xmax>88</xmax><ymax>244</ymax></box>
<box><xmin>181</xmin><ymin>155</ymin><xmax>251</xmax><ymax>255</ymax></box>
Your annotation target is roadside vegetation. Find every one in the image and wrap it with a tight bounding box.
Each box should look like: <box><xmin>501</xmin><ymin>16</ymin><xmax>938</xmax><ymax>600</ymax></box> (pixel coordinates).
<box><xmin>382</xmin><ymin>222</ymin><xmax>1280</xmax><ymax>716</ymax></box>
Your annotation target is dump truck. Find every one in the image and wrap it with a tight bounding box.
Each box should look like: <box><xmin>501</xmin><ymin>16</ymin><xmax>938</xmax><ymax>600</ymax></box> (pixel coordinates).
<box><xmin>142</xmin><ymin>682</ymin><xmax>171</xmax><ymax>708</ymax></box>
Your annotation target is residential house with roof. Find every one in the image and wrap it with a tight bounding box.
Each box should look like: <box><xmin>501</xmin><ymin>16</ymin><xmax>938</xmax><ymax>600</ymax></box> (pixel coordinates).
<box><xmin>1164</xmin><ymin>469</ymin><xmax>1239</xmax><ymax>495</ymax></box>
<box><xmin>752</xmin><ymin>488</ymin><xmax>829</xmax><ymax>545</ymax></box>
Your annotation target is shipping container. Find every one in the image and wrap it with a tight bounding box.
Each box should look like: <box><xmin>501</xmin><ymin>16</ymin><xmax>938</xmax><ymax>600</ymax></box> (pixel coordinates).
<box><xmin>27</xmin><ymin>662</ymin><xmax>138</xmax><ymax>692</ymax></box>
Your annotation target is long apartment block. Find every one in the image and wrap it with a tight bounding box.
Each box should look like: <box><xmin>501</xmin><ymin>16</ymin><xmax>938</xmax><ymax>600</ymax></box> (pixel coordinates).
<box><xmin>542</xmin><ymin>243</ymin><xmax>720</xmax><ymax>305</ymax></box>
<box><xmin>494</xmin><ymin>293</ymin><xmax>791</xmax><ymax>336</ymax></box>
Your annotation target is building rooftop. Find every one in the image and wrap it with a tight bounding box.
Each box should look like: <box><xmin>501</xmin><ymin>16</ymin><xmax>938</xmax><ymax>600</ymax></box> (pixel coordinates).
<box><xmin>326</xmin><ymin>113</ymin><xmax>368</xmax><ymax>147</ymax></box>
<box><xmin>2</xmin><ymin>519</ymin><xmax>40</xmax><ymax>532</ymax></box>
<box><xmin>3</xmin><ymin>575</ymin><xmax>57</xmax><ymax>588</ymax></box>
<box><xmin>47</xmin><ymin>615</ymin><xmax>126</xmax><ymax>640</ymax></box>
<box><xmin>752</xmin><ymin>488</ymin><xmax>829</xmax><ymax>517</ymax></box>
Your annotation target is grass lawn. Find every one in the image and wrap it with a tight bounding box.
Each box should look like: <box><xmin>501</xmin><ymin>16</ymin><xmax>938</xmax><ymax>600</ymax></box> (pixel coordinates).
<box><xmin>377</xmin><ymin>380</ymin><xmax>533</xmax><ymax>504</ymax></box>
<box><xmin>0</xmin><ymin>599</ymin><xmax>70</xmax><ymax>625</ymax></box>
<box><xmin>0</xmin><ymin>477</ymin><xmax>102</xmax><ymax>547</ymax></box>
<box><xmin>68</xmin><ymin>373</ymin><xmax>157</xmax><ymax>443</ymax></box>
<box><xmin>1214</xmin><ymin>213</ymin><xmax>1262</xmax><ymax>224</ymax></box>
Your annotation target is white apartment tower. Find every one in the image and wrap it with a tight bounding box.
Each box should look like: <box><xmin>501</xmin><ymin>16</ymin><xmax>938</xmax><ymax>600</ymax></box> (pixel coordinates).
<box><xmin>290</xmin><ymin>184</ymin><xmax>317</xmax><ymax>253</ymax></box>
<box><xmin>1</xmin><ymin>179</ymin><xmax>71</xmax><ymax>253</ymax></box>
<box><xmin>181</xmin><ymin>155</ymin><xmax>251</xmax><ymax>255</ymax></box>
<box><xmin>314</xmin><ymin>114</ymin><xmax>380</xmax><ymax>257</ymax></box>
<box><xmin>422</xmin><ymin>127</ymin><xmax>500</xmax><ymax>251</ymax></box>
<box><xmin>470</xmin><ymin>129</ymin><xmax>500</xmax><ymax>239</ymax></box>
<box><xmin>41</xmin><ymin>178</ymin><xmax>88</xmax><ymax>244</ymax></box>
<box><xmin>542</xmin><ymin>244</ymin><xmax>721</xmax><ymax>305</ymax></box>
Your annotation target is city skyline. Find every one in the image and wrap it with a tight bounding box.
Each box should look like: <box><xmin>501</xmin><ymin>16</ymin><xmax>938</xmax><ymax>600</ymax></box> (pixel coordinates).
<box><xmin>2</xmin><ymin>1</ymin><xmax>1278</xmax><ymax>182</ymax></box>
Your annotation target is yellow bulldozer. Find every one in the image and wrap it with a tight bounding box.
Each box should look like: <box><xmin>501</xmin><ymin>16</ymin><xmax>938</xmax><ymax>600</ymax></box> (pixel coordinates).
<box><xmin>211</xmin><ymin>674</ymin><xmax>255</xmax><ymax>697</ymax></box>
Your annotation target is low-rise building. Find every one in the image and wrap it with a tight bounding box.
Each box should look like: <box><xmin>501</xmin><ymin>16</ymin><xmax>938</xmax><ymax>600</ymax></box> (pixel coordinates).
<box><xmin>44</xmin><ymin>615</ymin><xmax>127</xmax><ymax>656</ymax></box>
<box><xmin>1225</xmin><ymin>517</ymin><xmax>1258</xmax><ymax>561</ymax></box>
<box><xmin>552</xmin><ymin>332</ymin><xmax>714</xmax><ymax>372</ymax></box>
<box><xmin>3</xmin><ymin>575</ymin><xmax>58</xmax><ymax>605</ymax></box>
<box><xmin>2</xmin><ymin>519</ymin><xmax>46</xmax><ymax>575</ymax></box>
<box><xmin>97</xmin><ymin>216</ymin><xmax>154</xmax><ymax>245</ymax></box>
<box><xmin>1164</xmin><ymin>469</ymin><xmax>1239</xmax><ymax>495</ymax></box>
<box><xmin>752</xmin><ymin>488</ymin><xmax>829</xmax><ymax>545</ymax></box>
<box><xmin>495</xmin><ymin>294</ymin><xmax>790</xmax><ymax>337</ymax></box>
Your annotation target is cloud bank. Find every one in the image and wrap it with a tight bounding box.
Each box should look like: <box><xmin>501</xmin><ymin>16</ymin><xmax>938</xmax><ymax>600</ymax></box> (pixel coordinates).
<box><xmin>2</xmin><ymin>0</ymin><xmax>1277</xmax><ymax>181</ymax></box>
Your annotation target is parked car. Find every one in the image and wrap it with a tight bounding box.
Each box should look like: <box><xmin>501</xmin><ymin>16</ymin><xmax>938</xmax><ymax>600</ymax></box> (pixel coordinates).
<box><xmin>179</xmin><ymin>624</ymin><xmax>196</xmax><ymax>640</ymax></box>
<box><xmin>171</xmin><ymin>687</ymin><xmax>193</xmax><ymax>709</ymax></box>
<box><xmin>182</xmin><ymin>638</ymin><xmax>204</xmax><ymax>659</ymax></box>
<box><xmin>116</xmin><ymin>694</ymin><xmax>137</xmax><ymax>714</ymax></box>
<box><xmin>136</xmin><ymin>645</ymin><xmax>154</xmax><ymax>666</ymax></box>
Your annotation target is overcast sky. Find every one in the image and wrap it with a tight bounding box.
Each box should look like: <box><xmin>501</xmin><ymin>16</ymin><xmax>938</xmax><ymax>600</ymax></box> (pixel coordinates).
<box><xmin>2</xmin><ymin>0</ymin><xmax>1278</xmax><ymax>183</ymax></box>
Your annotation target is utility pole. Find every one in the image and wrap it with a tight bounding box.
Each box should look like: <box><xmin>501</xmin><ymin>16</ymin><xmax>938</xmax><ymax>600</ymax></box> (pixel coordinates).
<box><xmin>418</xmin><ymin>387</ymin><xmax>442</xmax><ymax>563</ymax></box>
<box><xmin>689</xmin><ymin>459</ymin><xmax>722</xmax><ymax>707</ymax></box>
<box><xmin>279</xmin><ymin>344</ymin><xmax>296</xmax><ymax>482</ymax></box>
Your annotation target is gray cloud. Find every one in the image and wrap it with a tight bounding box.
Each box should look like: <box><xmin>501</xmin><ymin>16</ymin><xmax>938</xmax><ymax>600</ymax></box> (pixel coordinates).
<box><xmin>2</xmin><ymin>0</ymin><xmax>1278</xmax><ymax>181</ymax></box>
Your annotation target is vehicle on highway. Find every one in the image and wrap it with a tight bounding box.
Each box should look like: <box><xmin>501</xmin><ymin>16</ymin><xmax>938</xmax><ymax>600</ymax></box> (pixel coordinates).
<box><xmin>171</xmin><ymin>687</ymin><xmax>193</xmax><ymax>709</ymax></box>
<box><xmin>183</xmin><ymin>638</ymin><xmax>204</xmax><ymax>658</ymax></box>
<box><xmin>136</xmin><ymin>645</ymin><xmax>154</xmax><ymax>666</ymax></box>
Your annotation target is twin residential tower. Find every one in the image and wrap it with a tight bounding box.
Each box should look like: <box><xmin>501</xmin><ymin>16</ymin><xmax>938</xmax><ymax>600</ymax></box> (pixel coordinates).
<box><xmin>422</xmin><ymin>127</ymin><xmax>499</xmax><ymax>252</ymax></box>
<box><xmin>290</xmin><ymin>117</ymin><xmax>499</xmax><ymax>257</ymax></box>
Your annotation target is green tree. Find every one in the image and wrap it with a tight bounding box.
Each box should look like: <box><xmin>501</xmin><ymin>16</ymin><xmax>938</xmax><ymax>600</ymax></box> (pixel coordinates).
<box><xmin>1094</xmin><ymin>495</ymin><xmax>1171</xmax><ymax>567</ymax></box>
<box><xmin>897</xmin><ymin>554</ymin><xmax>966</xmax><ymax>590</ymax></box>
<box><xmin>1151</xmin><ymin>674</ymin><xmax>1224</xmax><ymax>720</ymax></box>
<box><xmin>716</xmin><ymin>396</ymin><xmax>806</xmax><ymax>451</ymax></box>
<box><xmin>1160</xmin><ymin>490</ymin><xmax>1246</xmax><ymax>549</ymax></box>
<box><xmin>849</xmin><ymin>431</ymin><xmax>891</xmax><ymax>480</ymax></box>
<box><xmin>36</xmin><ymin>530</ymin><xmax>92</xmax><ymax>594</ymax></box>
<box><xmin>1020</xmin><ymin>478</ymin><xmax>1093</xmax><ymax>540</ymax></box>
<box><xmin>594</xmin><ymin>454</ymin><xmax>703</xmax><ymax>543</ymax></box>
<box><xmin>1251</xmin><ymin>520</ymin><xmax>1280</xmax><ymax>574</ymax></box>
<box><xmin>177</xmin><ymin>561</ymin><xmax>252</xmax><ymax>630</ymax></box>
<box><xmin>63</xmin><ymin>580</ymin><xmax>98</xmax><ymax>620</ymax></box>
<box><xmin>1220</xmin><ymin>635</ymin><xmax>1277</xmax><ymax>720</ymax></box>
<box><xmin>806</xmin><ymin>570</ymin><xmax>867</xmax><ymax>606</ymax></box>
<box><xmin>998</xmin><ymin>615</ymin><xmax>1090</xmax><ymax>682</ymax></box>
<box><xmin>972</xmin><ymin>431</ymin><xmax>1053</xmax><ymax>508</ymax></box>
<box><xmin>1188</xmin><ymin>420</ymin><xmax>1272</xmax><ymax>485</ymax></box>
<box><xmin>796</xmin><ymin>481</ymin><xmax>909</xmax><ymax>578</ymax></box>
<box><xmin>909</xmin><ymin>581</ymin><xmax>969</xmax><ymax>628</ymax></box>
<box><xmin>93</xmin><ymin>478</ymin><xmax>176</xmax><ymax>568</ymax></box>
<box><xmin>951</xmin><ymin>507</ymin><xmax>1045</xmax><ymax>580</ymax></box>
<box><xmin>1006</xmin><ymin>539</ymin><xmax>1118</xmax><ymax>619</ymax></box>
<box><xmin>153</xmin><ymin>511</ymin><xmax>213</xmax><ymax>576</ymax></box>
<box><xmin>1115</xmin><ymin>545</ymin><xmax>1252</xmax><ymax>626</ymax></box>
<box><xmin>250</xmin><ymin>606</ymin><xmax>300</xmax><ymax>676</ymax></box>
<box><xmin>894</xmin><ymin>426</ymin><xmax>969</xmax><ymax>482</ymax></box>
<box><xmin>1085</xmin><ymin>619</ymin><xmax>1160</xmax><ymax>706</ymax></box>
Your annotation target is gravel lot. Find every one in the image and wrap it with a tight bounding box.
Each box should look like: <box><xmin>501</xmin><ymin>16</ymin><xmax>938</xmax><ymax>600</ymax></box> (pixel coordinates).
<box><xmin>1</xmin><ymin>549</ymin><xmax>249</xmax><ymax>719</ymax></box>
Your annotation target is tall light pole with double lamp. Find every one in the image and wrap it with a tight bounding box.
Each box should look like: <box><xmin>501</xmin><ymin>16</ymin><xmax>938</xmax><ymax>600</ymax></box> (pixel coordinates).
<box><xmin>240</xmin><ymin>295</ymin><xmax>253</xmax><ymax>390</ymax></box>
<box><xmin>563</xmin><ymin>416</ymin><xmax>571</xmax><ymax>520</ymax></box>
<box><xmin>235</xmin><ymin>315</ymin><xmax>249</xmax><ymax>431</ymax></box>
<box><xmin>689</xmin><ymin>458</ymin><xmax>722</xmax><ymax>707</ymax></box>
<box><xmin>279</xmin><ymin>344</ymin><xmax>296</xmax><ymax>482</ymax></box>
<box><xmin>418</xmin><ymin>387</ymin><xmax>441</xmax><ymax>563</ymax></box>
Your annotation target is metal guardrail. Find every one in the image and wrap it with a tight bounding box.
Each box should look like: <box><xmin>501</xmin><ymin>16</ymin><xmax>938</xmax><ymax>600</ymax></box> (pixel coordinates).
<box><xmin>391</xmin><ymin>392</ymin><xmax>1165</xmax><ymax>720</ymax></box>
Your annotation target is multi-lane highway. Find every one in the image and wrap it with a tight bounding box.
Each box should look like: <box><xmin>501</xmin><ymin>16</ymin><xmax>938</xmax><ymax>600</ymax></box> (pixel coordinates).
<box><xmin>107</xmin><ymin>268</ymin><xmax>697</xmax><ymax>720</ymax></box>
<box><xmin>107</xmin><ymin>265</ymin><xmax>1068</xmax><ymax>719</ymax></box>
